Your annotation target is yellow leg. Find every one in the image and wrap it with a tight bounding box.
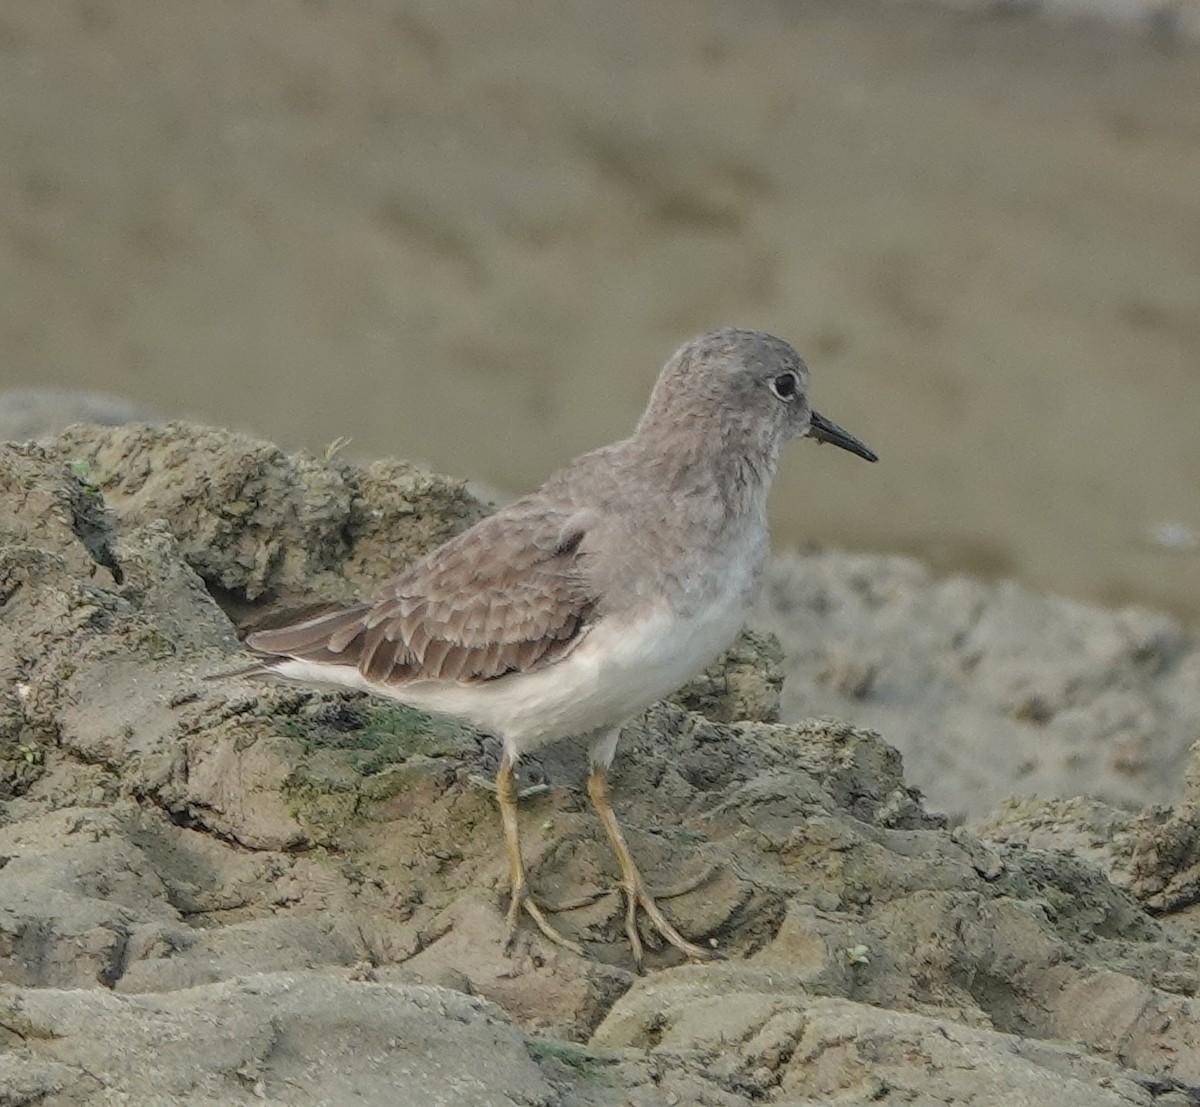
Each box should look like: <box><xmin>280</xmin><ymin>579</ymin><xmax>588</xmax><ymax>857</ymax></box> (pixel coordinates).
<box><xmin>496</xmin><ymin>755</ymin><xmax>585</xmax><ymax>956</ymax></box>
<box><xmin>586</xmin><ymin>764</ymin><xmax>718</xmax><ymax>969</ymax></box>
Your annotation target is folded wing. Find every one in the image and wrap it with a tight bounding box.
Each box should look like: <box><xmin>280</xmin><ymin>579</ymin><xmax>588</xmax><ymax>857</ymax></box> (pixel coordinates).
<box><xmin>245</xmin><ymin>506</ymin><xmax>596</xmax><ymax>686</ymax></box>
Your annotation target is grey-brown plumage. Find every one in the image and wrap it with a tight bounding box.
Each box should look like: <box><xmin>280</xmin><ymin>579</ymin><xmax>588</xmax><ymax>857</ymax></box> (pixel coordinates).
<box><xmin>247</xmin><ymin>507</ymin><xmax>595</xmax><ymax>685</ymax></box>
<box><xmin>230</xmin><ymin>327</ymin><xmax>877</xmax><ymax>967</ymax></box>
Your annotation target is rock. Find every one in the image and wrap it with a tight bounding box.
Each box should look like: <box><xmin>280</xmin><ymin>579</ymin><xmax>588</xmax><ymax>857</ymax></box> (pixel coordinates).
<box><xmin>0</xmin><ymin>974</ymin><xmax>559</xmax><ymax>1106</ymax></box>
<box><xmin>596</xmin><ymin>973</ymin><xmax>1183</xmax><ymax>1106</ymax></box>
<box><xmin>51</xmin><ymin>422</ymin><xmax>486</xmax><ymax>617</ymax></box>
<box><xmin>976</xmin><ymin>744</ymin><xmax>1200</xmax><ymax>916</ymax></box>
<box><xmin>756</xmin><ymin>551</ymin><xmax>1200</xmax><ymax>818</ymax></box>
<box><xmin>671</xmin><ymin>628</ymin><xmax>784</xmax><ymax>723</ymax></box>
<box><xmin>2</xmin><ymin>422</ymin><xmax>1200</xmax><ymax>1105</ymax></box>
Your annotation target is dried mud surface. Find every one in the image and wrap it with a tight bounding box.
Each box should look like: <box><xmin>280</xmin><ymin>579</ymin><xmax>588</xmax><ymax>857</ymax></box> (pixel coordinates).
<box><xmin>2</xmin><ymin>423</ymin><xmax>1199</xmax><ymax>1105</ymax></box>
<box><xmin>756</xmin><ymin>551</ymin><xmax>1200</xmax><ymax>818</ymax></box>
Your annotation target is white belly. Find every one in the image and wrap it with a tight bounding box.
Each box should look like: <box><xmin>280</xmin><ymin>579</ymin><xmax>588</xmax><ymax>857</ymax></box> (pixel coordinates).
<box><xmin>271</xmin><ymin>569</ymin><xmax>755</xmax><ymax>757</ymax></box>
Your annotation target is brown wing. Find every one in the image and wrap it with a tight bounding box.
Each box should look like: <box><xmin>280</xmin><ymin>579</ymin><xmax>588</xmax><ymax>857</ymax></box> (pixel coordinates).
<box><xmin>244</xmin><ymin>505</ymin><xmax>596</xmax><ymax>686</ymax></box>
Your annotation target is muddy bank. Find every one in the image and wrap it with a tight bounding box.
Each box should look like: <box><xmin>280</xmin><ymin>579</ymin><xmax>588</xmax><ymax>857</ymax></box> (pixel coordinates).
<box><xmin>756</xmin><ymin>551</ymin><xmax>1200</xmax><ymax>818</ymax></box>
<box><xmin>1</xmin><ymin>422</ymin><xmax>1198</xmax><ymax>1104</ymax></box>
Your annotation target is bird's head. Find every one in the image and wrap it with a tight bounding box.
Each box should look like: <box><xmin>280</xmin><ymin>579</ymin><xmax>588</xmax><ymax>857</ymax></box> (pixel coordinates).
<box><xmin>639</xmin><ymin>328</ymin><xmax>877</xmax><ymax>465</ymax></box>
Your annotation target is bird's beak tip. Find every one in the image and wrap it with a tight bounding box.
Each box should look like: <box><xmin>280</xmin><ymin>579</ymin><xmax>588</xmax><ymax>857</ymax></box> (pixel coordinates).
<box><xmin>808</xmin><ymin>410</ymin><xmax>878</xmax><ymax>463</ymax></box>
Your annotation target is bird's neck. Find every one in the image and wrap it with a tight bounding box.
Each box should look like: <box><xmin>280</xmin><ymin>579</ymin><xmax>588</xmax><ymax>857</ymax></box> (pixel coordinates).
<box><xmin>632</xmin><ymin>416</ymin><xmax>779</xmax><ymax>524</ymax></box>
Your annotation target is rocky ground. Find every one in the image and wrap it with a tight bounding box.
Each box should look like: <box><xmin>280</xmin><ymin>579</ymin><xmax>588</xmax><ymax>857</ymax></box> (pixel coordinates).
<box><xmin>756</xmin><ymin>552</ymin><xmax>1200</xmax><ymax>819</ymax></box>
<box><xmin>1</xmin><ymin>420</ymin><xmax>1198</xmax><ymax>1105</ymax></box>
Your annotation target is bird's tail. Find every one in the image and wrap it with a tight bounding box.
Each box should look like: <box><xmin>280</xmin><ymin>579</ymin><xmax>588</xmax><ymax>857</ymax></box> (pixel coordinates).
<box><xmin>201</xmin><ymin>658</ymin><xmax>280</xmax><ymax>682</ymax></box>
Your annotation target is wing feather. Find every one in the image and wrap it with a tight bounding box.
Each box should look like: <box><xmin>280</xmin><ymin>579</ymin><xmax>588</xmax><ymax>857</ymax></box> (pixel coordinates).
<box><xmin>245</xmin><ymin>505</ymin><xmax>596</xmax><ymax>686</ymax></box>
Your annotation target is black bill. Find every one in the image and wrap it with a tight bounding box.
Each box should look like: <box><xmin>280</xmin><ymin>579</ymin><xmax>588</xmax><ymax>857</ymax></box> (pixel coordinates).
<box><xmin>808</xmin><ymin>410</ymin><xmax>878</xmax><ymax>462</ymax></box>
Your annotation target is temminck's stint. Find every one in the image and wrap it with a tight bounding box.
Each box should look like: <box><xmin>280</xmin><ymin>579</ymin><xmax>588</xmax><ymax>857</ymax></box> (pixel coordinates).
<box><xmin>234</xmin><ymin>328</ymin><xmax>877</xmax><ymax>966</ymax></box>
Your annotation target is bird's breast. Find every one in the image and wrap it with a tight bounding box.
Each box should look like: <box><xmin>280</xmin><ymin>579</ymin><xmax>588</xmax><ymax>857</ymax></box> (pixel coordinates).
<box><xmin>582</xmin><ymin>526</ymin><xmax>766</xmax><ymax>706</ymax></box>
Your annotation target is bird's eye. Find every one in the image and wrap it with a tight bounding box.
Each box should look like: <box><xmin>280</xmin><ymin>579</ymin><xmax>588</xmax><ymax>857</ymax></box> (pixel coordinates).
<box><xmin>770</xmin><ymin>372</ymin><xmax>798</xmax><ymax>401</ymax></box>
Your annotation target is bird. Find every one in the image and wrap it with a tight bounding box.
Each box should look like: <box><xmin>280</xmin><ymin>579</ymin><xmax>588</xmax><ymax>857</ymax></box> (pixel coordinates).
<box><xmin>230</xmin><ymin>328</ymin><xmax>876</xmax><ymax>967</ymax></box>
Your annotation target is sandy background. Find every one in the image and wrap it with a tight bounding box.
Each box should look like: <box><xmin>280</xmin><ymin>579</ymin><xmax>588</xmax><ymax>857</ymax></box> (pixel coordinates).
<box><xmin>2</xmin><ymin>0</ymin><xmax>1198</xmax><ymax>622</ymax></box>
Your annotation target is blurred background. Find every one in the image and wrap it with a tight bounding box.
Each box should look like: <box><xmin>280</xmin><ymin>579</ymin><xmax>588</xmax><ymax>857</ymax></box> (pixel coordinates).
<box><xmin>2</xmin><ymin>0</ymin><xmax>1198</xmax><ymax>623</ymax></box>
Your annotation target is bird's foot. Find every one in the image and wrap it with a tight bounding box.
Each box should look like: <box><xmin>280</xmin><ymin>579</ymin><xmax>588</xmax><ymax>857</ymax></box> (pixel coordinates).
<box><xmin>504</xmin><ymin>881</ymin><xmax>595</xmax><ymax>957</ymax></box>
<box><xmin>616</xmin><ymin>865</ymin><xmax>724</xmax><ymax>970</ymax></box>
<box><xmin>648</xmin><ymin>864</ymin><xmax>721</xmax><ymax>902</ymax></box>
<box><xmin>467</xmin><ymin>773</ymin><xmax>550</xmax><ymax>801</ymax></box>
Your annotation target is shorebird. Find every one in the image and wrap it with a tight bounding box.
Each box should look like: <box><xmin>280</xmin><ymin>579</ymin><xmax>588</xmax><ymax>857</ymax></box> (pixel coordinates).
<box><xmin>234</xmin><ymin>329</ymin><xmax>876</xmax><ymax>966</ymax></box>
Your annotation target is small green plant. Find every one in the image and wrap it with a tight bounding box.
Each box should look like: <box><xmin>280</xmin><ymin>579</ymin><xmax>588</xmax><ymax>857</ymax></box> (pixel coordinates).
<box><xmin>844</xmin><ymin>944</ymin><xmax>870</xmax><ymax>966</ymax></box>
<box><xmin>526</xmin><ymin>1039</ymin><xmax>611</xmax><ymax>1078</ymax></box>
<box><xmin>68</xmin><ymin>459</ymin><xmax>100</xmax><ymax>493</ymax></box>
